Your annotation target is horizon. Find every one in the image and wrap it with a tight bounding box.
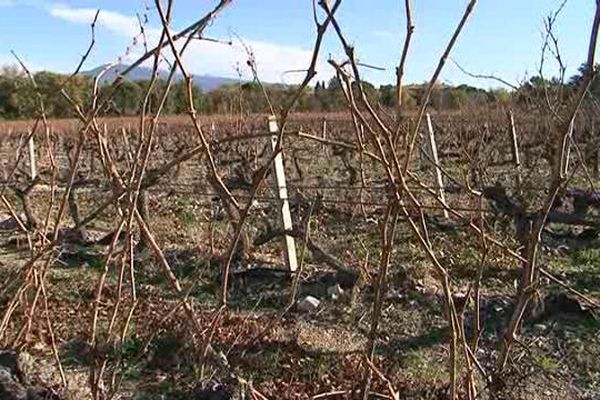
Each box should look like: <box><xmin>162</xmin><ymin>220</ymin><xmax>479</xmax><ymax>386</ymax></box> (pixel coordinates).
<box><xmin>2</xmin><ymin>61</ymin><xmax>522</xmax><ymax>91</ymax></box>
<box><xmin>0</xmin><ymin>1</ymin><xmax>595</xmax><ymax>90</ymax></box>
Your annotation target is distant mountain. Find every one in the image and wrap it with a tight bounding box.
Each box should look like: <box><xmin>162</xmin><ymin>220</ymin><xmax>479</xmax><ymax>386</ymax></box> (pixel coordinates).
<box><xmin>81</xmin><ymin>64</ymin><xmax>239</xmax><ymax>92</ymax></box>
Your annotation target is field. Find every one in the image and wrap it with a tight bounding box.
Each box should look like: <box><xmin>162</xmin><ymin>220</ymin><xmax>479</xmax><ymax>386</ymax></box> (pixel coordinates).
<box><xmin>0</xmin><ymin>107</ymin><xmax>598</xmax><ymax>400</ymax></box>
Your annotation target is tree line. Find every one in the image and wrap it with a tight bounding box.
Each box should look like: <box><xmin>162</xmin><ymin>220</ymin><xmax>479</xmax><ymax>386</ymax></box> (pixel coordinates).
<box><xmin>0</xmin><ymin>64</ymin><xmax>594</xmax><ymax>120</ymax></box>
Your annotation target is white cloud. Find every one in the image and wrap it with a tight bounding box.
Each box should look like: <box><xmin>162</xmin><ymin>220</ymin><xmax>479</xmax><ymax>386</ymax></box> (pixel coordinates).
<box><xmin>181</xmin><ymin>38</ymin><xmax>326</xmax><ymax>84</ymax></box>
<box><xmin>50</xmin><ymin>4</ymin><xmax>140</xmax><ymax>38</ymax></box>
<box><xmin>48</xmin><ymin>4</ymin><xmax>330</xmax><ymax>84</ymax></box>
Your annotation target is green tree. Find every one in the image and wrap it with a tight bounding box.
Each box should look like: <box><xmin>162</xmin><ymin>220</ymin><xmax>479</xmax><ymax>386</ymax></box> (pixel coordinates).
<box><xmin>569</xmin><ymin>63</ymin><xmax>600</xmax><ymax>97</ymax></box>
<box><xmin>0</xmin><ymin>66</ymin><xmax>29</xmax><ymax>118</ymax></box>
<box><xmin>107</xmin><ymin>80</ymin><xmax>143</xmax><ymax>115</ymax></box>
<box><xmin>169</xmin><ymin>81</ymin><xmax>206</xmax><ymax>114</ymax></box>
<box><xmin>35</xmin><ymin>71</ymin><xmax>90</xmax><ymax>118</ymax></box>
<box><xmin>379</xmin><ymin>84</ymin><xmax>395</xmax><ymax>108</ymax></box>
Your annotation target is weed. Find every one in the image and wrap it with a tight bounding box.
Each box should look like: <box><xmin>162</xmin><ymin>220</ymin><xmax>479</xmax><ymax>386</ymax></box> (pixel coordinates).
<box><xmin>402</xmin><ymin>348</ymin><xmax>446</xmax><ymax>382</ymax></box>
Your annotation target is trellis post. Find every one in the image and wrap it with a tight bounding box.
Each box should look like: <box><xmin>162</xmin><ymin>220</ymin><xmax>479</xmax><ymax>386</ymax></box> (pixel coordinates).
<box><xmin>508</xmin><ymin>110</ymin><xmax>522</xmax><ymax>188</ymax></box>
<box><xmin>322</xmin><ymin>119</ymin><xmax>328</xmax><ymax>156</ymax></box>
<box><xmin>28</xmin><ymin>133</ymin><xmax>37</xmax><ymax>180</ymax></box>
<box><xmin>268</xmin><ymin>115</ymin><xmax>298</xmax><ymax>272</ymax></box>
<box><xmin>425</xmin><ymin>113</ymin><xmax>449</xmax><ymax>218</ymax></box>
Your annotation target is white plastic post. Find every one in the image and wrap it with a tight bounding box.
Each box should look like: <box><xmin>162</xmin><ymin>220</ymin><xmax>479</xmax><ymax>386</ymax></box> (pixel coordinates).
<box><xmin>425</xmin><ymin>113</ymin><xmax>449</xmax><ymax>218</ymax></box>
<box><xmin>595</xmin><ymin>147</ymin><xmax>600</xmax><ymax>179</ymax></box>
<box><xmin>28</xmin><ymin>134</ymin><xmax>36</xmax><ymax>180</ymax></box>
<box><xmin>508</xmin><ymin>111</ymin><xmax>522</xmax><ymax>187</ymax></box>
<box><xmin>322</xmin><ymin>119</ymin><xmax>328</xmax><ymax>156</ymax></box>
<box><xmin>564</xmin><ymin>118</ymin><xmax>574</xmax><ymax>176</ymax></box>
<box><xmin>268</xmin><ymin>115</ymin><xmax>298</xmax><ymax>272</ymax></box>
<box><xmin>2</xmin><ymin>129</ymin><xmax>10</xmax><ymax>181</ymax></box>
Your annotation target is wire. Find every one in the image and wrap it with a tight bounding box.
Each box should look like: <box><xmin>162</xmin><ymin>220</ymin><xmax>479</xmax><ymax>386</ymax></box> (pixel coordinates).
<box><xmin>3</xmin><ymin>179</ymin><xmax>589</xmax><ymax>215</ymax></box>
<box><xmin>147</xmin><ymin>186</ymin><xmax>497</xmax><ymax>213</ymax></box>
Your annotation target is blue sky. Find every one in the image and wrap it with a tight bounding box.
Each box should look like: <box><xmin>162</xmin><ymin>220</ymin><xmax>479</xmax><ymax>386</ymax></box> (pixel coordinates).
<box><xmin>0</xmin><ymin>0</ymin><xmax>595</xmax><ymax>88</ymax></box>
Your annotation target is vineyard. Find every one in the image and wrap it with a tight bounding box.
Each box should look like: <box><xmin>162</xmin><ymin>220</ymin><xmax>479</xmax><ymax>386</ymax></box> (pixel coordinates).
<box><xmin>0</xmin><ymin>108</ymin><xmax>598</xmax><ymax>399</ymax></box>
<box><xmin>0</xmin><ymin>0</ymin><xmax>599</xmax><ymax>399</ymax></box>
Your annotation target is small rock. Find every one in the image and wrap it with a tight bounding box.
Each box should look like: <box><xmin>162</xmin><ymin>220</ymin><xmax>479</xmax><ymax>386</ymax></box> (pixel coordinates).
<box><xmin>533</xmin><ymin>324</ymin><xmax>547</xmax><ymax>333</ymax></box>
<box><xmin>545</xmin><ymin>293</ymin><xmax>589</xmax><ymax>316</ymax></box>
<box><xmin>0</xmin><ymin>350</ymin><xmax>21</xmax><ymax>377</ymax></box>
<box><xmin>385</xmin><ymin>289</ymin><xmax>404</xmax><ymax>301</ymax></box>
<box><xmin>0</xmin><ymin>214</ymin><xmax>26</xmax><ymax>231</ymax></box>
<box><xmin>193</xmin><ymin>382</ymin><xmax>230</xmax><ymax>400</ymax></box>
<box><xmin>0</xmin><ymin>368</ymin><xmax>27</xmax><ymax>400</ymax></box>
<box><xmin>327</xmin><ymin>284</ymin><xmax>343</xmax><ymax>300</ymax></box>
<box><xmin>336</xmin><ymin>270</ymin><xmax>359</xmax><ymax>289</ymax></box>
<box><xmin>297</xmin><ymin>296</ymin><xmax>321</xmax><ymax>312</ymax></box>
<box><xmin>26</xmin><ymin>387</ymin><xmax>58</xmax><ymax>400</ymax></box>
<box><xmin>0</xmin><ymin>350</ymin><xmax>57</xmax><ymax>400</ymax></box>
<box><xmin>0</xmin><ymin>350</ymin><xmax>32</xmax><ymax>400</ymax></box>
